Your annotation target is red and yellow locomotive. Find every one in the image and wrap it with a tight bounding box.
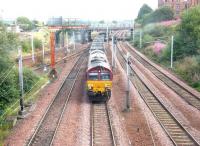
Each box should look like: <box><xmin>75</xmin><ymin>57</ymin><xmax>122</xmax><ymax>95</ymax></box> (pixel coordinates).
<box><xmin>86</xmin><ymin>36</ymin><xmax>112</xmax><ymax>102</ymax></box>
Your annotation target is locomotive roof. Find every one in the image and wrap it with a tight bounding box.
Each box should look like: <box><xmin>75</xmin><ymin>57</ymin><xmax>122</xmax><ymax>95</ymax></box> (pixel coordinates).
<box><xmin>88</xmin><ymin>52</ymin><xmax>110</xmax><ymax>71</ymax></box>
<box><xmin>87</xmin><ymin>35</ymin><xmax>111</xmax><ymax>72</ymax></box>
<box><xmin>87</xmin><ymin>60</ymin><xmax>111</xmax><ymax>72</ymax></box>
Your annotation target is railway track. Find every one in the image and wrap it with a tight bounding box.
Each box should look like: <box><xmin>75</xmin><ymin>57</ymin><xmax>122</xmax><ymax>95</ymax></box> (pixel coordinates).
<box><xmin>116</xmin><ymin>45</ymin><xmax>200</xmax><ymax>146</ymax></box>
<box><xmin>27</xmin><ymin>52</ymin><xmax>87</xmax><ymax>146</ymax></box>
<box><xmin>33</xmin><ymin>48</ymin><xmax>88</xmax><ymax>71</ymax></box>
<box><xmin>118</xmin><ymin>42</ymin><xmax>200</xmax><ymax>111</ymax></box>
<box><xmin>91</xmin><ymin>103</ymin><xmax>116</xmax><ymax>146</ymax></box>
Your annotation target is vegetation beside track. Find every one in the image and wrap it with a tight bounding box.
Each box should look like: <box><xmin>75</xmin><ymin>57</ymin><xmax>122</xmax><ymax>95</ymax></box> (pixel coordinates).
<box><xmin>0</xmin><ymin>21</ymin><xmax>49</xmax><ymax>145</ymax></box>
<box><xmin>132</xmin><ymin>5</ymin><xmax>200</xmax><ymax>91</ymax></box>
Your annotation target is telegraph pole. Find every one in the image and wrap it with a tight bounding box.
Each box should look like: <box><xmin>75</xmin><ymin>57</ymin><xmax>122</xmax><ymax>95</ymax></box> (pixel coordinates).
<box><xmin>31</xmin><ymin>33</ymin><xmax>35</xmax><ymax>63</ymax></box>
<box><xmin>171</xmin><ymin>35</ymin><xmax>174</xmax><ymax>68</ymax></box>
<box><xmin>18</xmin><ymin>46</ymin><xmax>25</xmax><ymax>115</ymax></box>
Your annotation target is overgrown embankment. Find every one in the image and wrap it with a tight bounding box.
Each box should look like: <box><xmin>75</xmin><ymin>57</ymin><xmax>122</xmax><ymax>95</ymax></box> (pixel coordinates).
<box><xmin>132</xmin><ymin>5</ymin><xmax>200</xmax><ymax>91</ymax></box>
<box><xmin>0</xmin><ymin>22</ymin><xmax>47</xmax><ymax>145</ymax></box>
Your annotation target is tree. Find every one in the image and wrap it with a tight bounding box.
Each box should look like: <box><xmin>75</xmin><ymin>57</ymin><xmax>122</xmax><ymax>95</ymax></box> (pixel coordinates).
<box><xmin>142</xmin><ymin>6</ymin><xmax>174</xmax><ymax>25</ymax></box>
<box><xmin>17</xmin><ymin>16</ymin><xmax>33</xmax><ymax>31</ymax></box>
<box><xmin>174</xmin><ymin>6</ymin><xmax>200</xmax><ymax>59</ymax></box>
<box><xmin>137</xmin><ymin>4</ymin><xmax>153</xmax><ymax>20</ymax></box>
<box><xmin>32</xmin><ymin>20</ymin><xmax>39</xmax><ymax>29</ymax></box>
<box><xmin>112</xmin><ymin>20</ymin><xmax>117</xmax><ymax>24</ymax></box>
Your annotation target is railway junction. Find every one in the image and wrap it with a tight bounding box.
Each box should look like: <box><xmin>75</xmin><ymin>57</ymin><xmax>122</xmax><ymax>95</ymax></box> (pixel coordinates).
<box><xmin>4</xmin><ymin>17</ymin><xmax>200</xmax><ymax>146</ymax></box>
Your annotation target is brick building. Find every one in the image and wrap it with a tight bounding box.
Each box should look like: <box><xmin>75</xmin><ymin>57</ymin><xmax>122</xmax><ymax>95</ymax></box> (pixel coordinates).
<box><xmin>158</xmin><ymin>0</ymin><xmax>200</xmax><ymax>16</ymax></box>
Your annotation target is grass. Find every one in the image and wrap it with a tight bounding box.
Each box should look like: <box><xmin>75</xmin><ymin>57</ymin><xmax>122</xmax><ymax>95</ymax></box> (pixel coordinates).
<box><xmin>0</xmin><ymin>76</ymin><xmax>49</xmax><ymax>145</ymax></box>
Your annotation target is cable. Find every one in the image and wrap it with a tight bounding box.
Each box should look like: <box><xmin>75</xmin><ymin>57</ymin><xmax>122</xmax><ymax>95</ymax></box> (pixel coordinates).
<box><xmin>0</xmin><ymin>65</ymin><xmax>15</xmax><ymax>86</ymax></box>
<box><xmin>0</xmin><ymin>64</ymin><xmax>15</xmax><ymax>80</ymax></box>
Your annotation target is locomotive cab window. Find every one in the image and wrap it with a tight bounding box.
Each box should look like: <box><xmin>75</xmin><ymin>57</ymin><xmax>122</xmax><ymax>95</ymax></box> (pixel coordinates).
<box><xmin>88</xmin><ymin>73</ymin><xmax>98</xmax><ymax>80</ymax></box>
<box><xmin>100</xmin><ymin>73</ymin><xmax>110</xmax><ymax>80</ymax></box>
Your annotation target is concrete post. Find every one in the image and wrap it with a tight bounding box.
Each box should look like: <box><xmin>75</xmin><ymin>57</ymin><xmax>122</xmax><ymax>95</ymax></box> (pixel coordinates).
<box><xmin>140</xmin><ymin>29</ymin><xmax>142</xmax><ymax>49</ymax></box>
<box><xmin>31</xmin><ymin>33</ymin><xmax>35</xmax><ymax>63</ymax></box>
<box><xmin>125</xmin><ymin>52</ymin><xmax>130</xmax><ymax>111</ymax></box>
<box><xmin>18</xmin><ymin>46</ymin><xmax>25</xmax><ymax>115</ymax></box>
<box><xmin>171</xmin><ymin>35</ymin><xmax>174</xmax><ymax>68</ymax></box>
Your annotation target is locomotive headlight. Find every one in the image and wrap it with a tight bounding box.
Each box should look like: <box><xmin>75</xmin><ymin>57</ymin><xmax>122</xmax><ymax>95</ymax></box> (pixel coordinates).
<box><xmin>88</xmin><ymin>84</ymin><xmax>93</xmax><ymax>90</ymax></box>
<box><xmin>105</xmin><ymin>84</ymin><xmax>111</xmax><ymax>89</ymax></box>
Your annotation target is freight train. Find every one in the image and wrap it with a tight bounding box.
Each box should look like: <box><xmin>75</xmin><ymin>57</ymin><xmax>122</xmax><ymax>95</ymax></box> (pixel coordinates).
<box><xmin>86</xmin><ymin>35</ymin><xmax>113</xmax><ymax>102</ymax></box>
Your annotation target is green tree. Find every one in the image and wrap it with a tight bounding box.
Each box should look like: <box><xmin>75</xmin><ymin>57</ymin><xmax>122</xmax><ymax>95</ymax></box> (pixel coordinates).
<box><xmin>142</xmin><ymin>6</ymin><xmax>174</xmax><ymax>25</ymax></box>
<box><xmin>99</xmin><ymin>20</ymin><xmax>104</xmax><ymax>24</ymax></box>
<box><xmin>171</xmin><ymin>6</ymin><xmax>200</xmax><ymax>60</ymax></box>
<box><xmin>137</xmin><ymin>4</ymin><xmax>153</xmax><ymax>20</ymax></box>
<box><xmin>17</xmin><ymin>16</ymin><xmax>33</xmax><ymax>31</ymax></box>
<box><xmin>112</xmin><ymin>20</ymin><xmax>117</xmax><ymax>24</ymax></box>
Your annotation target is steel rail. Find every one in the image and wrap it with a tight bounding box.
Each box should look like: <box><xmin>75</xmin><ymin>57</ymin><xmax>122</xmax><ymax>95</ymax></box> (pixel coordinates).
<box><xmin>119</xmin><ymin>42</ymin><xmax>200</xmax><ymax>111</ymax></box>
<box><xmin>27</xmin><ymin>52</ymin><xmax>87</xmax><ymax>146</ymax></box>
<box><xmin>91</xmin><ymin>103</ymin><xmax>116</xmax><ymax>146</ymax></box>
<box><xmin>116</xmin><ymin>45</ymin><xmax>200</xmax><ymax>146</ymax></box>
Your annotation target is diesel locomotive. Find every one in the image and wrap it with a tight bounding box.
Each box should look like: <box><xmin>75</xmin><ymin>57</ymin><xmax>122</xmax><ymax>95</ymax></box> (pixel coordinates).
<box><xmin>86</xmin><ymin>35</ymin><xmax>113</xmax><ymax>102</ymax></box>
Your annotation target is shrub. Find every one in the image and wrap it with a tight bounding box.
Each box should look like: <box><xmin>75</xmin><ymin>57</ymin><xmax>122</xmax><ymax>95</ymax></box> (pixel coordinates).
<box><xmin>174</xmin><ymin>56</ymin><xmax>200</xmax><ymax>84</ymax></box>
<box><xmin>0</xmin><ymin>67</ymin><xmax>39</xmax><ymax>114</ymax></box>
<box><xmin>21</xmin><ymin>39</ymin><xmax>31</xmax><ymax>53</ymax></box>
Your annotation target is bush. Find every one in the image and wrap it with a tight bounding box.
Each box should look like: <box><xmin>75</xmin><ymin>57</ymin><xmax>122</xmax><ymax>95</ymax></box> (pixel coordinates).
<box><xmin>174</xmin><ymin>56</ymin><xmax>200</xmax><ymax>84</ymax></box>
<box><xmin>0</xmin><ymin>67</ymin><xmax>39</xmax><ymax>114</ymax></box>
<box><xmin>21</xmin><ymin>39</ymin><xmax>31</xmax><ymax>53</ymax></box>
<box><xmin>21</xmin><ymin>38</ymin><xmax>42</xmax><ymax>53</ymax></box>
<box><xmin>34</xmin><ymin>38</ymin><xmax>42</xmax><ymax>50</ymax></box>
<box><xmin>142</xmin><ymin>34</ymin><xmax>154</xmax><ymax>48</ymax></box>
